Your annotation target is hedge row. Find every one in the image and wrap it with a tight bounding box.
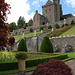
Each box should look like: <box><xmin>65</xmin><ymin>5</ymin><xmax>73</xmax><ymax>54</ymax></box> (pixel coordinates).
<box><xmin>0</xmin><ymin>53</ymin><xmax>68</xmax><ymax>71</ymax></box>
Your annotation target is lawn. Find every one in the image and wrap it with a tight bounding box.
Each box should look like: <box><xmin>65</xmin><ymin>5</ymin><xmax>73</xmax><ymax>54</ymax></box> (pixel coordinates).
<box><xmin>11</xmin><ymin>31</ymin><xmax>41</xmax><ymax>41</ymax></box>
<box><xmin>60</xmin><ymin>25</ymin><xmax>75</xmax><ymax>36</ymax></box>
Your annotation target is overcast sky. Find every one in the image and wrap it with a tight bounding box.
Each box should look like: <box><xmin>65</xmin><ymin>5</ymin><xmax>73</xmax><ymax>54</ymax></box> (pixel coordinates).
<box><xmin>5</xmin><ymin>0</ymin><xmax>75</xmax><ymax>24</ymax></box>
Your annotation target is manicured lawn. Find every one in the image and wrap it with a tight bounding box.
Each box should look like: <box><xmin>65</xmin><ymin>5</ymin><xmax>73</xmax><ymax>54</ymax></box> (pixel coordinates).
<box><xmin>60</xmin><ymin>25</ymin><xmax>75</xmax><ymax>36</ymax></box>
<box><xmin>67</xmin><ymin>52</ymin><xmax>75</xmax><ymax>59</ymax></box>
<box><xmin>11</xmin><ymin>31</ymin><xmax>41</xmax><ymax>41</ymax></box>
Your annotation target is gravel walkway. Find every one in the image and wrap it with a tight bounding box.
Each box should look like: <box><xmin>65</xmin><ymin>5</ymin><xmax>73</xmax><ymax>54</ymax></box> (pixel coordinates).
<box><xmin>65</xmin><ymin>59</ymin><xmax>75</xmax><ymax>75</ymax></box>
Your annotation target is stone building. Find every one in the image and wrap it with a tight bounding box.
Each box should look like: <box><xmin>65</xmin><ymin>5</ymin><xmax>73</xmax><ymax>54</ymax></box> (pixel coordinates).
<box><xmin>33</xmin><ymin>0</ymin><xmax>62</xmax><ymax>26</ymax></box>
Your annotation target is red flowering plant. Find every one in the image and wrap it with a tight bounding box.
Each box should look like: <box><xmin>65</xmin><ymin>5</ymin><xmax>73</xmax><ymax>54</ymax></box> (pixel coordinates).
<box><xmin>32</xmin><ymin>59</ymin><xmax>72</xmax><ymax>75</ymax></box>
<box><xmin>0</xmin><ymin>0</ymin><xmax>11</xmax><ymax>50</ymax></box>
<box><xmin>8</xmin><ymin>37</ymin><xmax>15</xmax><ymax>50</ymax></box>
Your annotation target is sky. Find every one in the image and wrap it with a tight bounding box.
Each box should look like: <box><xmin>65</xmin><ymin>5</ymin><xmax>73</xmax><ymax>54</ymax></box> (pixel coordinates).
<box><xmin>5</xmin><ymin>0</ymin><xmax>75</xmax><ymax>24</ymax></box>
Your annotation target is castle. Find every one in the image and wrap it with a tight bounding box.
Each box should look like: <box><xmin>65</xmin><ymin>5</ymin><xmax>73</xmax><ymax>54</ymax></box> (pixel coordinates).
<box><xmin>33</xmin><ymin>0</ymin><xmax>63</xmax><ymax>26</ymax></box>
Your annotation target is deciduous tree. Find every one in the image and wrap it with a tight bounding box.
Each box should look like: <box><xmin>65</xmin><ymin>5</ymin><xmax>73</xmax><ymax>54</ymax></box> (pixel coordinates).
<box><xmin>0</xmin><ymin>0</ymin><xmax>10</xmax><ymax>50</ymax></box>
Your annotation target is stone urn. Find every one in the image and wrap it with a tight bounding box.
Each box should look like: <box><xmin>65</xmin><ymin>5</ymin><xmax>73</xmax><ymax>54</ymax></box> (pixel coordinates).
<box><xmin>15</xmin><ymin>52</ymin><xmax>28</xmax><ymax>75</ymax></box>
<box><xmin>18</xmin><ymin>59</ymin><xmax>25</xmax><ymax>75</ymax></box>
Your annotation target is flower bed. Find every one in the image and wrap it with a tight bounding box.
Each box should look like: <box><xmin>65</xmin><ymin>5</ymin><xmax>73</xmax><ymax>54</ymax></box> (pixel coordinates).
<box><xmin>0</xmin><ymin>51</ymin><xmax>68</xmax><ymax>71</ymax></box>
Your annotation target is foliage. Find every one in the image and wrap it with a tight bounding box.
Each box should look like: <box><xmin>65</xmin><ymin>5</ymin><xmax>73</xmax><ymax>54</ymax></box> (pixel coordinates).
<box><xmin>27</xmin><ymin>19</ymin><xmax>33</xmax><ymax>26</ymax></box>
<box><xmin>71</xmin><ymin>20</ymin><xmax>75</xmax><ymax>25</ymax></box>
<box><xmin>8</xmin><ymin>37</ymin><xmax>15</xmax><ymax>46</ymax></box>
<box><xmin>8</xmin><ymin>22</ymin><xmax>17</xmax><ymax>31</ymax></box>
<box><xmin>15</xmin><ymin>52</ymin><xmax>28</xmax><ymax>60</ymax></box>
<box><xmin>0</xmin><ymin>52</ymin><xmax>68</xmax><ymax>71</ymax></box>
<box><xmin>17</xmin><ymin>38</ymin><xmax>27</xmax><ymax>52</ymax></box>
<box><xmin>17</xmin><ymin>16</ymin><xmax>26</xmax><ymax>28</ymax></box>
<box><xmin>40</xmin><ymin>26</ymin><xmax>43</xmax><ymax>31</ymax></box>
<box><xmin>0</xmin><ymin>0</ymin><xmax>10</xmax><ymax>50</ymax></box>
<box><xmin>48</xmin><ymin>25</ymin><xmax>52</xmax><ymax>29</ymax></box>
<box><xmin>32</xmin><ymin>59</ymin><xmax>72</xmax><ymax>75</ymax></box>
<box><xmin>55</xmin><ymin>24</ymin><xmax>60</xmax><ymax>29</ymax></box>
<box><xmin>30</xmin><ymin>28</ymin><xmax>33</xmax><ymax>32</ymax></box>
<box><xmin>40</xmin><ymin>36</ymin><xmax>54</xmax><ymax>53</ymax></box>
<box><xmin>47</xmin><ymin>25</ymin><xmax>73</xmax><ymax>37</ymax></box>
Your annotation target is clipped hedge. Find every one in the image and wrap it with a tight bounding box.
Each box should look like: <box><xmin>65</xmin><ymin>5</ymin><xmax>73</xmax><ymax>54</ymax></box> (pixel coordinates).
<box><xmin>40</xmin><ymin>36</ymin><xmax>54</xmax><ymax>53</ymax></box>
<box><xmin>17</xmin><ymin>38</ymin><xmax>27</xmax><ymax>52</ymax></box>
<box><xmin>0</xmin><ymin>53</ymin><xmax>68</xmax><ymax>71</ymax></box>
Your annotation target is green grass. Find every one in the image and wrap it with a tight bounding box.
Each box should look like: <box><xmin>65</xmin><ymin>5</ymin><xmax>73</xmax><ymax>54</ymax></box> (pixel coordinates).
<box><xmin>0</xmin><ymin>52</ymin><xmax>75</xmax><ymax>75</ymax></box>
<box><xmin>67</xmin><ymin>52</ymin><xmax>75</xmax><ymax>59</ymax></box>
<box><xmin>60</xmin><ymin>25</ymin><xmax>75</xmax><ymax>36</ymax></box>
<box><xmin>0</xmin><ymin>66</ymin><xmax>36</xmax><ymax>75</ymax></box>
<box><xmin>11</xmin><ymin>31</ymin><xmax>41</xmax><ymax>41</ymax></box>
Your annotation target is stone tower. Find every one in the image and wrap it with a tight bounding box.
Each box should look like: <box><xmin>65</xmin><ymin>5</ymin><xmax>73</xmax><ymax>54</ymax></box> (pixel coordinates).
<box><xmin>33</xmin><ymin>0</ymin><xmax>62</xmax><ymax>26</ymax></box>
<box><xmin>53</xmin><ymin>0</ymin><xmax>60</xmax><ymax>22</ymax></box>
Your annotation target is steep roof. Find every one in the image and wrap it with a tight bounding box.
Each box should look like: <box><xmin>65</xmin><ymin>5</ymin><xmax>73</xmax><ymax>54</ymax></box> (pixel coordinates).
<box><xmin>46</xmin><ymin>0</ymin><xmax>53</xmax><ymax>5</ymax></box>
<box><xmin>42</xmin><ymin>0</ymin><xmax>53</xmax><ymax>8</ymax></box>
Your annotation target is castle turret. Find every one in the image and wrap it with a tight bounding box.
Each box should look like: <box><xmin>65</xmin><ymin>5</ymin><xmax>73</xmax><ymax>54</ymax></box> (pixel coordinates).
<box><xmin>53</xmin><ymin>0</ymin><xmax>60</xmax><ymax>4</ymax></box>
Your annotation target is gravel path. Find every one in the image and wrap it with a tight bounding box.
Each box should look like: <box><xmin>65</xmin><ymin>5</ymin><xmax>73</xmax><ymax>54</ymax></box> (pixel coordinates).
<box><xmin>65</xmin><ymin>59</ymin><xmax>75</xmax><ymax>75</ymax></box>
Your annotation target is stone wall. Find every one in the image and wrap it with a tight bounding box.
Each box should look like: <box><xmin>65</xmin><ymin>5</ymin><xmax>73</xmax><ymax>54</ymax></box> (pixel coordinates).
<box><xmin>12</xmin><ymin>35</ymin><xmax>75</xmax><ymax>53</ymax></box>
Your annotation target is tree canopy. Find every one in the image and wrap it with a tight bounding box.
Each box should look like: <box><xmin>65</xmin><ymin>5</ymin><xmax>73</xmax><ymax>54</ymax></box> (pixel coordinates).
<box><xmin>17</xmin><ymin>16</ymin><xmax>26</xmax><ymax>28</ymax></box>
<box><xmin>0</xmin><ymin>0</ymin><xmax>10</xmax><ymax>50</ymax></box>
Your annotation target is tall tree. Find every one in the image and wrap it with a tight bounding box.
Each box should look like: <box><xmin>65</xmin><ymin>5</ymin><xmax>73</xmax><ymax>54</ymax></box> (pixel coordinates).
<box><xmin>0</xmin><ymin>0</ymin><xmax>10</xmax><ymax>50</ymax></box>
<box><xmin>17</xmin><ymin>16</ymin><xmax>26</xmax><ymax>29</ymax></box>
<box><xmin>8</xmin><ymin>22</ymin><xmax>17</xmax><ymax>31</ymax></box>
<box><xmin>27</xmin><ymin>19</ymin><xmax>33</xmax><ymax>26</ymax></box>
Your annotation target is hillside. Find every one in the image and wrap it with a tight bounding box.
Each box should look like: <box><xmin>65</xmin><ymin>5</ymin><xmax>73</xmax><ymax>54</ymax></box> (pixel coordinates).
<box><xmin>60</xmin><ymin>25</ymin><xmax>75</xmax><ymax>36</ymax></box>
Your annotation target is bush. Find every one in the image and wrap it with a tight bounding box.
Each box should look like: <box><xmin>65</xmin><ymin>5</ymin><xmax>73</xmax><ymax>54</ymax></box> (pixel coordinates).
<box><xmin>15</xmin><ymin>52</ymin><xmax>28</xmax><ymax>60</ymax></box>
<box><xmin>40</xmin><ymin>36</ymin><xmax>54</xmax><ymax>53</ymax></box>
<box><xmin>40</xmin><ymin>26</ymin><xmax>43</xmax><ymax>31</ymax></box>
<box><xmin>0</xmin><ymin>53</ymin><xmax>68</xmax><ymax>71</ymax></box>
<box><xmin>55</xmin><ymin>24</ymin><xmax>60</xmax><ymax>29</ymax></box>
<box><xmin>30</xmin><ymin>28</ymin><xmax>33</xmax><ymax>32</ymax></box>
<box><xmin>48</xmin><ymin>25</ymin><xmax>52</xmax><ymax>29</ymax></box>
<box><xmin>17</xmin><ymin>38</ymin><xmax>27</xmax><ymax>52</ymax></box>
<box><xmin>71</xmin><ymin>20</ymin><xmax>75</xmax><ymax>25</ymax></box>
<box><xmin>32</xmin><ymin>59</ymin><xmax>72</xmax><ymax>75</ymax></box>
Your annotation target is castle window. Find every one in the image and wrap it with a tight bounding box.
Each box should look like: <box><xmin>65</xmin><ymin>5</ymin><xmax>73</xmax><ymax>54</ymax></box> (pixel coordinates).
<box><xmin>49</xmin><ymin>9</ymin><xmax>51</xmax><ymax>11</ymax></box>
<box><xmin>45</xmin><ymin>10</ymin><xmax>47</xmax><ymax>13</ymax></box>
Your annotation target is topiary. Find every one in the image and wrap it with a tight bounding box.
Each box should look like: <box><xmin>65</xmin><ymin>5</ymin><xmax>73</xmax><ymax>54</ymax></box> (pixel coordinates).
<box><xmin>30</xmin><ymin>28</ymin><xmax>33</xmax><ymax>32</ymax></box>
<box><xmin>40</xmin><ymin>36</ymin><xmax>54</xmax><ymax>53</ymax></box>
<box><xmin>55</xmin><ymin>24</ymin><xmax>60</xmax><ymax>29</ymax></box>
<box><xmin>48</xmin><ymin>25</ymin><xmax>52</xmax><ymax>29</ymax></box>
<box><xmin>71</xmin><ymin>20</ymin><xmax>75</xmax><ymax>25</ymax></box>
<box><xmin>40</xmin><ymin>26</ymin><xmax>43</xmax><ymax>31</ymax></box>
<box><xmin>32</xmin><ymin>59</ymin><xmax>72</xmax><ymax>75</ymax></box>
<box><xmin>17</xmin><ymin>38</ymin><xmax>27</xmax><ymax>52</ymax></box>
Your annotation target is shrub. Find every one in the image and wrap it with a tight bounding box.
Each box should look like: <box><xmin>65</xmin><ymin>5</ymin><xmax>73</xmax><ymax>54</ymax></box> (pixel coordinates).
<box><xmin>30</xmin><ymin>28</ymin><xmax>33</xmax><ymax>32</ymax></box>
<box><xmin>40</xmin><ymin>36</ymin><xmax>54</xmax><ymax>53</ymax></box>
<box><xmin>48</xmin><ymin>25</ymin><xmax>52</xmax><ymax>29</ymax></box>
<box><xmin>17</xmin><ymin>38</ymin><xmax>27</xmax><ymax>52</ymax></box>
<box><xmin>55</xmin><ymin>24</ymin><xmax>60</xmax><ymax>29</ymax></box>
<box><xmin>8</xmin><ymin>37</ymin><xmax>15</xmax><ymax>46</ymax></box>
<box><xmin>15</xmin><ymin>52</ymin><xmax>28</xmax><ymax>60</ymax></box>
<box><xmin>71</xmin><ymin>20</ymin><xmax>75</xmax><ymax>25</ymax></box>
<box><xmin>40</xmin><ymin>26</ymin><xmax>43</xmax><ymax>31</ymax></box>
<box><xmin>32</xmin><ymin>59</ymin><xmax>72</xmax><ymax>75</ymax></box>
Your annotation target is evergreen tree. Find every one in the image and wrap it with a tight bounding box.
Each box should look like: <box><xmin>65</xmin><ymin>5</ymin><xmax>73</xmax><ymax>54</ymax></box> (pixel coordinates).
<box><xmin>17</xmin><ymin>39</ymin><xmax>27</xmax><ymax>52</ymax></box>
<box><xmin>27</xmin><ymin>19</ymin><xmax>33</xmax><ymax>26</ymax></box>
<box><xmin>40</xmin><ymin>36</ymin><xmax>54</xmax><ymax>53</ymax></box>
<box><xmin>17</xmin><ymin>16</ymin><xmax>26</xmax><ymax>28</ymax></box>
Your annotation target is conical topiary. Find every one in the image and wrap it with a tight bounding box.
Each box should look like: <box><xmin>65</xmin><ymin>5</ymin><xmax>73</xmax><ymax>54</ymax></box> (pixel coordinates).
<box><xmin>40</xmin><ymin>36</ymin><xmax>54</xmax><ymax>53</ymax></box>
<box><xmin>17</xmin><ymin>38</ymin><xmax>27</xmax><ymax>52</ymax></box>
